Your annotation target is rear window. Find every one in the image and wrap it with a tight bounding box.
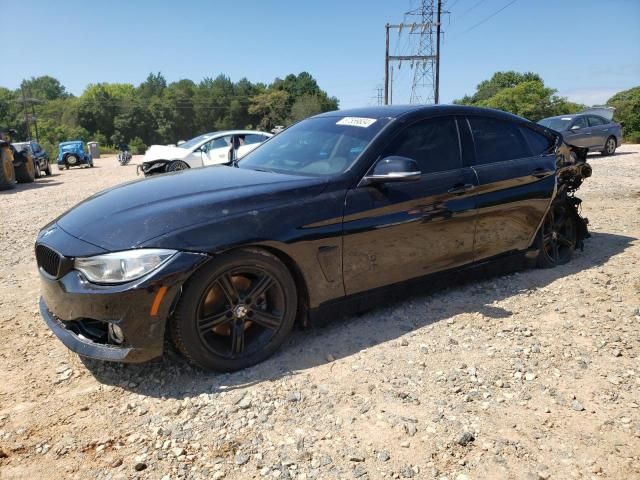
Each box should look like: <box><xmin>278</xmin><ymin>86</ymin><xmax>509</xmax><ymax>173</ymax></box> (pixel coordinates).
<box><xmin>468</xmin><ymin>116</ymin><xmax>531</xmax><ymax>165</ymax></box>
<box><xmin>520</xmin><ymin>127</ymin><xmax>554</xmax><ymax>155</ymax></box>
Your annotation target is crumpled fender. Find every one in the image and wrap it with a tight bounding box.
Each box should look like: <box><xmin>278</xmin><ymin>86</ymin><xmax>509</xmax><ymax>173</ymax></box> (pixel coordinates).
<box><xmin>137</xmin><ymin>159</ymin><xmax>170</xmax><ymax>177</ymax></box>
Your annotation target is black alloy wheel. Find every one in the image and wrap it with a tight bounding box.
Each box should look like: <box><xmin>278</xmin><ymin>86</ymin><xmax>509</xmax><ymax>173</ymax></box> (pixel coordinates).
<box><xmin>166</xmin><ymin>160</ymin><xmax>189</xmax><ymax>172</ymax></box>
<box><xmin>536</xmin><ymin>201</ymin><xmax>577</xmax><ymax>268</ymax></box>
<box><xmin>171</xmin><ymin>249</ymin><xmax>297</xmax><ymax>371</ymax></box>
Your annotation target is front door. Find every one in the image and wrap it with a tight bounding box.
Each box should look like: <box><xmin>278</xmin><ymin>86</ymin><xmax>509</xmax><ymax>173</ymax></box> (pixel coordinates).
<box><xmin>342</xmin><ymin>116</ymin><xmax>477</xmax><ymax>295</ymax></box>
<box><xmin>563</xmin><ymin>116</ymin><xmax>591</xmax><ymax>148</ymax></box>
<box><xmin>202</xmin><ymin>135</ymin><xmax>232</xmax><ymax>166</ymax></box>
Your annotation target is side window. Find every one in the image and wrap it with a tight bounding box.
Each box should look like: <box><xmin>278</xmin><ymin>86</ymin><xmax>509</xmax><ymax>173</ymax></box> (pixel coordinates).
<box><xmin>243</xmin><ymin>134</ymin><xmax>266</xmax><ymax>145</ymax></box>
<box><xmin>203</xmin><ymin>136</ymin><xmax>231</xmax><ymax>152</ymax></box>
<box><xmin>520</xmin><ymin>127</ymin><xmax>554</xmax><ymax>155</ymax></box>
<box><xmin>468</xmin><ymin>116</ymin><xmax>531</xmax><ymax>164</ymax></box>
<box><xmin>588</xmin><ymin>115</ymin><xmax>607</xmax><ymax>127</ymax></box>
<box><xmin>572</xmin><ymin>116</ymin><xmax>588</xmax><ymax>129</ymax></box>
<box><xmin>382</xmin><ymin>116</ymin><xmax>461</xmax><ymax>174</ymax></box>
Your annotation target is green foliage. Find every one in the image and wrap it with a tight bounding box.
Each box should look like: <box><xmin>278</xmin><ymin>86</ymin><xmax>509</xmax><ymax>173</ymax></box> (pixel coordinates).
<box><xmin>249</xmin><ymin>90</ymin><xmax>290</xmax><ymax>130</ymax></box>
<box><xmin>129</xmin><ymin>137</ymin><xmax>147</xmax><ymax>155</ymax></box>
<box><xmin>289</xmin><ymin>94</ymin><xmax>324</xmax><ymax>123</ymax></box>
<box><xmin>454</xmin><ymin>71</ymin><xmax>585</xmax><ymax>121</ymax></box>
<box><xmin>624</xmin><ymin>131</ymin><xmax>640</xmax><ymax>143</ymax></box>
<box><xmin>1</xmin><ymin>72</ymin><xmax>338</xmax><ymax>156</ymax></box>
<box><xmin>607</xmin><ymin>86</ymin><xmax>640</xmax><ymax>140</ymax></box>
<box><xmin>20</xmin><ymin>76</ymin><xmax>70</xmax><ymax>100</ymax></box>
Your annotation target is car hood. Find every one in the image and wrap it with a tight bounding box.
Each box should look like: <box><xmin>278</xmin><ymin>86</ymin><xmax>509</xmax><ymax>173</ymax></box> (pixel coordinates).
<box><xmin>143</xmin><ymin>144</ymin><xmax>190</xmax><ymax>162</ymax></box>
<box><xmin>56</xmin><ymin>166</ymin><xmax>328</xmax><ymax>251</ymax></box>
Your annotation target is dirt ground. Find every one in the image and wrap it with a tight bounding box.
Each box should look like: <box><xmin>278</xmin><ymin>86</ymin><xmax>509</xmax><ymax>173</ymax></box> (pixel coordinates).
<box><xmin>1</xmin><ymin>146</ymin><xmax>639</xmax><ymax>480</ymax></box>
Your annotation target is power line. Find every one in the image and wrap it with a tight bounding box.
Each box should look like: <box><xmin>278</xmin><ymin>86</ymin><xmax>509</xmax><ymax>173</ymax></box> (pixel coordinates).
<box><xmin>462</xmin><ymin>0</ymin><xmax>519</xmax><ymax>34</ymax></box>
<box><xmin>453</xmin><ymin>0</ymin><xmax>487</xmax><ymax>23</ymax></box>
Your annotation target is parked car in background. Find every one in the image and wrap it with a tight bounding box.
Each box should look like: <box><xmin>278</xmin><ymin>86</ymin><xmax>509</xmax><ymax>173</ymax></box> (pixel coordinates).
<box><xmin>538</xmin><ymin>108</ymin><xmax>622</xmax><ymax>155</ymax></box>
<box><xmin>57</xmin><ymin>141</ymin><xmax>93</xmax><ymax>170</ymax></box>
<box><xmin>36</xmin><ymin>105</ymin><xmax>592</xmax><ymax>372</ymax></box>
<box><xmin>0</xmin><ymin>128</ymin><xmax>36</xmax><ymax>188</ymax></box>
<box><xmin>139</xmin><ymin>130</ymin><xmax>272</xmax><ymax>176</ymax></box>
<box><xmin>13</xmin><ymin>141</ymin><xmax>52</xmax><ymax>177</ymax></box>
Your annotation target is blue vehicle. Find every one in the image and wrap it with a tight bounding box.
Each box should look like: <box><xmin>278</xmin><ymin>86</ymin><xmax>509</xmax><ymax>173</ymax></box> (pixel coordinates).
<box><xmin>57</xmin><ymin>140</ymin><xmax>93</xmax><ymax>170</ymax></box>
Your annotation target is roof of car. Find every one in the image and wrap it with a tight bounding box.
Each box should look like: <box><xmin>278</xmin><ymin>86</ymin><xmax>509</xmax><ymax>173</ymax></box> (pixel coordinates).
<box><xmin>314</xmin><ymin>104</ymin><xmax>529</xmax><ymax>122</ymax></box>
<box><xmin>59</xmin><ymin>140</ymin><xmax>84</xmax><ymax>145</ymax></box>
<box><xmin>203</xmin><ymin>130</ymin><xmax>272</xmax><ymax>137</ymax></box>
<box><xmin>541</xmin><ymin>114</ymin><xmax>580</xmax><ymax>121</ymax></box>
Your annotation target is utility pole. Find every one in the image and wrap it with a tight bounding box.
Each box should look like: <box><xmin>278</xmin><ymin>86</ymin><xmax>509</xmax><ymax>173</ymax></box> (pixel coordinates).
<box><xmin>390</xmin><ymin>66</ymin><xmax>394</xmax><ymax>105</ymax></box>
<box><xmin>27</xmin><ymin>86</ymin><xmax>39</xmax><ymax>140</ymax></box>
<box><xmin>20</xmin><ymin>87</ymin><xmax>31</xmax><ymax>139</ymax></box>
<box><xmin>435</xmin><ymin>0</ymin><xmax>442</xmax><ymax>104</ymax></box>
<box><xmin>384</xmin><ymin>0</ymin><xmax>446</xmax><ymax>105</ymax></box>
<box><xmin>384</xmin><ymin>23</ymin><xmax>390</xmax><ymax>105</ymax></box>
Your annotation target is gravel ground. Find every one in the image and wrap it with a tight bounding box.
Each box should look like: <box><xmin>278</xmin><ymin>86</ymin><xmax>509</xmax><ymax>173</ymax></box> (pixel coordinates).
<box><xmin>1</xmin><ymin>147</ymin><xmax>639</xmax><ymax>480</ymax></box>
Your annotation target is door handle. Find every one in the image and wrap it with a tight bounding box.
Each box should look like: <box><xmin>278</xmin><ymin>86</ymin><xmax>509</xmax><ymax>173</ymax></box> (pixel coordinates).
<box><xmin>447</xmin><ymin>183</ymin><xmax>475</xmax><ymax>195</ymax></box>
<box><xmin>532</xmin><ymin>168</ymin><xmax>552</xmax><ymax>178</ymax></box>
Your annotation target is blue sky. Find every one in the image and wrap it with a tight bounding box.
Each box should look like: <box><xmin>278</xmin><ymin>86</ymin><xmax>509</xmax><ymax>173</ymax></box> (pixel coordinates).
<box><xmin>3</xmin><ymin>0</ymin><xmax>639</xmax><ymax>108</ymax></box>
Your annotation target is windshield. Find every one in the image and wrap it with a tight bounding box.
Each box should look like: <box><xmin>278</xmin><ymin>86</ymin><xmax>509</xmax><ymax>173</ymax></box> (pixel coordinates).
<box><xmin>178</xmin><ymin>133</ymin><xmax>214</xmax><ymax>150</ymax></box>
<box><xmin>538</xmin><ymin>117</ymin><xmax>573</xmax><ymax>132</ymax></box>
<box><xmin>238</xmin><ymin>116</ymin><xmax>391</xmax><ymax>176</ymax></box>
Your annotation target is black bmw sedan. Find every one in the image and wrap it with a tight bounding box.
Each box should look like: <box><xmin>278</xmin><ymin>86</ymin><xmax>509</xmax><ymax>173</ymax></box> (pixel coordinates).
<box><xmin>36</xmin><ymin>105</ymin><xmax>592</xmax><ymax>371</ymax></box>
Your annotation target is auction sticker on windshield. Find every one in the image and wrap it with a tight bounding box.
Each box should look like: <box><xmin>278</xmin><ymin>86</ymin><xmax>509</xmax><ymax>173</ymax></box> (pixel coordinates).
<box><xmin>336</xmin><ymin>117</ymin><xmax>377</xmax><ymax>128</ymax></box>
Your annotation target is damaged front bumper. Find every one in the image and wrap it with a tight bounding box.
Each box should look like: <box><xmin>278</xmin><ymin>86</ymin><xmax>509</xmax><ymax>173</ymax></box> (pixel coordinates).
<box><xmin>137</xmin><ymin>159</ymin><xmax>171</xmax><ymax>177</ymax></box>
<box><xmin>39</xmin><ymin>248</ymin><xmax>210</xmax><ymax>363</ymax></box>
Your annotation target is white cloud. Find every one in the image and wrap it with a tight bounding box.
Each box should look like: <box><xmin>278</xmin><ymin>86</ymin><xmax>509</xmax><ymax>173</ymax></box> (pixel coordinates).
<box><xmin>559</xmin><ymin>87</ymin><xmax>623</xmax><ymax>106</ymax></box>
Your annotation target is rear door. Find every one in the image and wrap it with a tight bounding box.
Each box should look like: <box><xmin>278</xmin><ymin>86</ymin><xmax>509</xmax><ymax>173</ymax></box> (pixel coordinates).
<box><xmin>466</xmin><ymin>116</ymin><xmax>556</xmax><ymax>261</ymax></box>
<box><xmin>587</xmin><ymin>115</ymin><xmax>610</xmax><ymax>149</ymax></box>
<box><xmin>342</xmin><ymin>115</ymin><xmax>477</xmax><ymax>294</ymax></box>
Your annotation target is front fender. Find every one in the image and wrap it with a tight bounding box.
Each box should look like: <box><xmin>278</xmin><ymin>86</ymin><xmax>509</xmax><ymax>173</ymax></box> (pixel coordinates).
<box><xmin>139</xmin><ymin>159</ymin><xmax>171</xmax><ymax>177</ymax></box>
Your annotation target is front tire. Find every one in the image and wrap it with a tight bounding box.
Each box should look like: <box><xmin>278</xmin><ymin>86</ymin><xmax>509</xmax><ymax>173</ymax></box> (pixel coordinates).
<box><xmin>601</xmin><ymin>136</ymin><xmax>616</xmax><ymax>156</ymax></box>
<box><xmin>166</xmin><ymin>160</ymin><xmax>190</xmax><ymax>172</ymax></box>
<box><xmin>34</xmin><ymin>162</ymin><xmax>41</xmax><ymax>178</ymax></box>
<box><xmin>535</xmin><ymin>200</ymin><xmax>577</xmax><ymax>268</ymax></box>
<box><xmin>44</xmin><ymin>163</ymin><xmax>52</xmax><ymax>176</ymax></box>
<box><xmin>171</xmin><ymin>249</ymin><xmax>298</xmax><ymax>371</ymax></box>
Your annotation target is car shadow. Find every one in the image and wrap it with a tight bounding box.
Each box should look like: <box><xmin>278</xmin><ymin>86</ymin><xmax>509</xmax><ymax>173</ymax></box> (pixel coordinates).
<box><xmin>0</xmin><ymin>178</ymin><xmax>63</xmax><ymax>193</ymax></box>
<box><xmin>81</xmin><ymin>231</ymin><xmax>636</xmax><ymax>399</ymax></box>
<box><xmin>588</xmin><ymin>151</ymin><xmax>637</xmax><ymax>157</ymax></box>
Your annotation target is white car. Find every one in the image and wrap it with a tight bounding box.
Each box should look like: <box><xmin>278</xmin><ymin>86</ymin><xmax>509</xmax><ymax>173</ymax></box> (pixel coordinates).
<box><xmin>139</xmin><ymin>130</ymin><xmax>272</xmax><ymax>176</ymax></box>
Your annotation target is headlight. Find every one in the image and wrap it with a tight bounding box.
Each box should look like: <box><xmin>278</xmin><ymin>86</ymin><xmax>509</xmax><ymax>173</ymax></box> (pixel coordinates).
<box><xmin>74</xmin><ymin>249</ymin><xmax>177</xmax><ymax>284</ymax></box>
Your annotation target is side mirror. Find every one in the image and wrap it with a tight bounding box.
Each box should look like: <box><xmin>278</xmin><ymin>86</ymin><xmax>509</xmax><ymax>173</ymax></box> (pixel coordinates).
<box><xmin>361</xmin><ymin>156</ymin><xmax>421</xmax><ymax>186</ymax></box>
<box><xmin>570</xmin><ymin>125</ymin><xmax>581</xmax><ymax>131</ymax></box>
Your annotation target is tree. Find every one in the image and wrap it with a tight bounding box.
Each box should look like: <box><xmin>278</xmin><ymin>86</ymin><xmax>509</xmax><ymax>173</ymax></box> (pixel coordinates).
<box><xmin>289</xmin><ymin>94</ymin><xmax>323</xmax><ymax>123</ymax></box>
<box><xmin>20</xmin><ymin>76</ymin><xmax>70</xmax><ymax>101</ymax></box>
<box><xmin>138</xmin><ymin>72</ymin><xmax>167</xmax><ymax>98</ymax></box>
<box><xmin>6</xmin><ymin>71</ymin><xmax>338</xmax><ymax>148</ymax></box>
<box><xmin>455</xmin><ymin>71</ymin><xmax>584</xmax><ymax>121</ymax></box>
<box><xmin>607</xmin><ymin>86</ymin><xmax>640</xmax><ymax>140</ymax></box>
<box><xmin>248</xmin><ymin>90</ymin><xmax>290</xmax><ymax>130</ymax></box>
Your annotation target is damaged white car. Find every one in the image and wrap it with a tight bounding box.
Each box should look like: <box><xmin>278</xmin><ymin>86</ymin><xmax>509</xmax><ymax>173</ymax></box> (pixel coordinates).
<box><xmin>138</xmin><ymin>130</ymin><xmax>272</xmax><ymax>176</ymax></box>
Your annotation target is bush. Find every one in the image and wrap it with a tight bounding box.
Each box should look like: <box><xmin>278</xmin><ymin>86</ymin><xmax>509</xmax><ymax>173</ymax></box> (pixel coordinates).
<box><xmin>129</xmin><ymin>137</ymin><xmax>147</xmax><ymax>155</ymax></box>
<box><xmin>624</xmin><ymin>131</ymin><xmax>640</xmax><ymax>144</ymax></box>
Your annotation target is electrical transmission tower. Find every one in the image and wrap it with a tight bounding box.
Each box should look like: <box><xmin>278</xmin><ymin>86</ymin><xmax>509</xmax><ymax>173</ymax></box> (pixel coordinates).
<box><xmin>384</xmin><ymin>0</ymin><xmax>444</xmax><ymax>105</ymax></box>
